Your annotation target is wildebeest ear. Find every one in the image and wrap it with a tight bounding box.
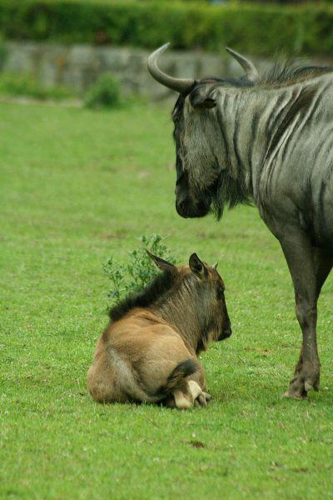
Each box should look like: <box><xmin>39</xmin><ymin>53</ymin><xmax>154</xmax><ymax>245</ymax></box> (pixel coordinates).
<box><xmin>189</xmin><ymin>253</ymin><xmax>208</xmax><ymax>278</ymax></box>
<box><xmin>146</xmin><ymin>250</ymin><xmax>176</xmax><ymax>273</ymax></box>
<box><xmin>190</xmin><ymin>94</ymin><xmax>216</xmax><ymax>110</ymax></box>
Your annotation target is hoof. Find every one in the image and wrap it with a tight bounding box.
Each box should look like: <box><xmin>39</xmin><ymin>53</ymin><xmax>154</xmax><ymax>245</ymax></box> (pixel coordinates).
<box><xmin>196</xmin><ymin>391</ymin><xmax>212</xmax><ymax>407</ymax></box>
<box><xmin>283</xmin><ymin>390</ymin><xmax>306</xmax><ymax>400</ymax></box>
<box><xmin>304</xmin><ymin>381</ymin><xmax>319</xmax><ymax>393</ymax></box>
<box><xmin>197</xmin><ymin>393</ymin><xmax>207</xmax><ymax>407</ymax></box>
<box><xmin>283</xmin><ymin>378</ymin><xmax>320</xmax><ymax>400</ymax></box>
<box><xmin>202</xmin><ymin>391</ymin><xmax>212</xmax><ymax>402</ymax></box>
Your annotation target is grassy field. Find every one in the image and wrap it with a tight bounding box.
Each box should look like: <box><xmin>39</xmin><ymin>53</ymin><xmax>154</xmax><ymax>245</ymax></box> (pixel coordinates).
<box><xmin>1</xmin><ymin>100</ymin><xmax>333</xmax><ymax>500</ymax></box>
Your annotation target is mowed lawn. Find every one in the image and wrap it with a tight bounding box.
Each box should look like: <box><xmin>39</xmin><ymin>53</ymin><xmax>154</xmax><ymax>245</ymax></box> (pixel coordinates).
<box><xmin>1</xmin><ymin>100</ymin><xmax>333</xmax><ymax>500</ymax></box>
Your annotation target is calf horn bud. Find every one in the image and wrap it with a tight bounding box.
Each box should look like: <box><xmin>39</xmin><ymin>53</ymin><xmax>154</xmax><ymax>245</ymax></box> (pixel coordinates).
<box><xmin>147</xmin><ymin>43</ymin><xmax>195</xmax><ymax>94</ymax></box>
<box><xmin>225</xmin><ymin>47</ymin><xmax>259</xmax><ymax>83</ymax></box>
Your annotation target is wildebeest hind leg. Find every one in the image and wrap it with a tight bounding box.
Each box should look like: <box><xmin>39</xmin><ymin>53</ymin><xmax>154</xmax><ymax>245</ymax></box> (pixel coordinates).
<box><xmin>278</xmin><ymin>230</ymin><xmax>320</xmax><ymax>399</ymax></box>
<box><xmin>314</xmin><ymin>247</ymin><xmax>333</xmax><ymax>299</ymax></box>
<box><xmin>294</xmin><ymin>248</ymin><xmax>333</xmax><ymax>379</ymax></box>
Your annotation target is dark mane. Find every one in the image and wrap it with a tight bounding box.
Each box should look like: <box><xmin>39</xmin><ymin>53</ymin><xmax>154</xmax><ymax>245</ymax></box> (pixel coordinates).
<box><xmin>172</xmin><ymin>63</ymin><xmax>333</xmax><ymax>119</ymax></box>
<box><xmin>109</xmin><ymin>271</ymin><xmax>177</xmax><ymax>322</ymax></box>
<box><xmin>258</xmin><ymin>61</ymin><xmax>333</xmax><ymax>88</ymax></box>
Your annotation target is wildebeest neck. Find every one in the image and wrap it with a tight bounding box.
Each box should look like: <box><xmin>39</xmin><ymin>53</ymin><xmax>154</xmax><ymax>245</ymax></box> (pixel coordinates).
<box><xmin>197</xmin><ymin>85</ymin><xmax>321</xmax><ymax>211</ymax></box>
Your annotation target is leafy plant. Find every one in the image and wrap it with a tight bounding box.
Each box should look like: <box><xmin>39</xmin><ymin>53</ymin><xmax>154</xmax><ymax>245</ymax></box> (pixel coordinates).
<box><xmin>104</xmin><ymin>234</ymin><xmax>177</xmax><ymax>304</ymax></box>
<box><xmin>84</xmin><ymin>74</ymin><xmax>121</xmax><ymax>109</ymax></box>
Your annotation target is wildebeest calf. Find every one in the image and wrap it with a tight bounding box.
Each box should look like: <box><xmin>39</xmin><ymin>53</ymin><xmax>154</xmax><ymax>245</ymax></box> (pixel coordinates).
<box><xmin>87</xmin><ymin>252</ymin><xmax>231</xmax><ymax>409</ymax></box>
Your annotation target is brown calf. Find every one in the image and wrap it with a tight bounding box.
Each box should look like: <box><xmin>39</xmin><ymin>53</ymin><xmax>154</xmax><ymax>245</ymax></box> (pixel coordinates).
<box><xmin>87</xmin><ymin>252</ymin><xmax>231</xmax><ymax>409</ymax></box>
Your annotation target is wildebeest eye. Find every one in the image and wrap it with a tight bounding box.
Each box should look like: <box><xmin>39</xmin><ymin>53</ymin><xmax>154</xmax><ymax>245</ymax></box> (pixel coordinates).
<box><xmin>216</xmin><ymin>286</ymin><xmax>225</xmax><ymax>300</ymax></box>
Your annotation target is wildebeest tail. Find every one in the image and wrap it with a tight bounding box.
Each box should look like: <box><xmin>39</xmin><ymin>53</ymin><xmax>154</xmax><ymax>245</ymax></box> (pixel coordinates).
<box><xmin>153</xmin><ymin>359</ymin><xmax>199</xmax><ymax>398</ymax></box>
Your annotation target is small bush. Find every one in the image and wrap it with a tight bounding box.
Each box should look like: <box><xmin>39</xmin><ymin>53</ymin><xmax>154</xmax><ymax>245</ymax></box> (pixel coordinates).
<box><xmin>84</xmin><ymin>73</ymin><xmax>121</xmax><ymax>109</ymax></box>
<box><xmin>104</xmin><ymin>235</ymin><xmax>177</xmax><ymax>305</ymax></box>
<box><xmin>0</xmin><ymin>72</ymin><xmax>74</xmax><ymax>100</ymax></box>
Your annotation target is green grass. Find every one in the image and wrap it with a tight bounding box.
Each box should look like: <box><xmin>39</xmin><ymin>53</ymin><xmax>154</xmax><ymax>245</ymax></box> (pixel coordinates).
<box><xmin>1</xmin><ymin>100</ymin><xmax>333</xmax><ymax>500</ymax></box>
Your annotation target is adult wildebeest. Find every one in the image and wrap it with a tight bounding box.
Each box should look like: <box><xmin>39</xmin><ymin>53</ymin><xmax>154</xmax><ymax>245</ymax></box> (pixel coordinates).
<box><xmin>88</xmin><ymin>252</ymin><xmax>231</xmax><ymax>408</ymax></box>
<box><xmin>148</xmin><ymin>43</ymin><xmax>333</xmax><ymax>399</ymax></box>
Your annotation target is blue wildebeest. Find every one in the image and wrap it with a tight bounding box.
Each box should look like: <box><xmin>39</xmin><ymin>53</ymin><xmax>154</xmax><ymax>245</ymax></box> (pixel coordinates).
<box><xmin>148</xmin><ymin>43</ymin><xmax>333</xmax><ymax>399</ymax></box>
<box><xmin>88</xmin><ymin>252</ymin><xmax>231</xmax><ymax>408</ymax></box>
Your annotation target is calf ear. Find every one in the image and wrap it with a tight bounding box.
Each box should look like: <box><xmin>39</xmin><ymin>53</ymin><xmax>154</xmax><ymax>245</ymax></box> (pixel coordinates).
<box><xmin>189</xmin><ymin>253</ymin><xmax>208</xmax><ymax>278</ymax></box>
<box><xmin>146</xmin><ymin>250</ymin><xmax>176</xmax><ymax>273</ymax></box>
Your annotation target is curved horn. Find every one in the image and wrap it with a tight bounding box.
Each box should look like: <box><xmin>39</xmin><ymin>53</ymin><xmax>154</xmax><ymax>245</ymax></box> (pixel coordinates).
<box><xmin>225</xmin><ymin>47</ymin><xmax>259</xmax><ymax>83</ymax></box>
<box><xmin>147</xmin><ymin>43</ymin><xmax>195</xmax><ymax>94</ymax></box>
<box><xmin>212</xmin><ymin>262</ymin><xmax>218</xmax><ymax>270</ymax></box>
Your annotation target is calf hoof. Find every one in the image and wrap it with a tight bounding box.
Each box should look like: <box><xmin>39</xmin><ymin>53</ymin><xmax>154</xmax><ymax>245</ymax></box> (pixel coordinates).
<box><xmin>203</xmin><ymin>391</ymin><xmax>212</xmax><ymax>401</ymax></box>
<box><xmin>188</xmin><ymin>382</ymin><xmax>212</xmax><ymax>407</ymax></box>
<box><xmin>197</xmin><ymin>392</ymin><xmax>213</xmax><ymax>407</ymax></box>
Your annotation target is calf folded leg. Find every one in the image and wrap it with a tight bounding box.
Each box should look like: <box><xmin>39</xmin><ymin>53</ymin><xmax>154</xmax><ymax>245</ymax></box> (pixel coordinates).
<box><xmin>188</xmin><ymin>364</ymin><xmax>212</xmax><ymax>405</ymax></box>
<box><xmin>173</xmin><ymin>381</ymin><xmax>203</xmax><ymax>409</ymax></box>
<box><xmin>87</xmin><ymin>352</ymin><xmax>119</xmax><ymax>403</ymax></box>
<box><xmin>88</xmin><ymin>348</ymin><xmax>157</xmax><ymax>404</ymax></box>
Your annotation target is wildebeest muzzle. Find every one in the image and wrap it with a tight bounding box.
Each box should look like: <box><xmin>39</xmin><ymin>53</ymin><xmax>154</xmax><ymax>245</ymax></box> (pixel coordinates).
<box><xmin>175</xmin><ymin>174</ymin><xmax>211</xmax><ymax>218</ymax></box>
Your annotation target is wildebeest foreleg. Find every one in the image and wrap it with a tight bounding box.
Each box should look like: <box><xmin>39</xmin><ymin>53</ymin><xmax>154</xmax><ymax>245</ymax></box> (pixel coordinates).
<box><xmin>279</xmin><ymin>230</ymin><xmax>320</xmax><ymax>399</ymax></box>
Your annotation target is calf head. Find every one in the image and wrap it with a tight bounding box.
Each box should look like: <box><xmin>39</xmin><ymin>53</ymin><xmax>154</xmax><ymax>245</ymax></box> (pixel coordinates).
<box><xmin>148</xmin><ymin>251</ymin><xmax>232</xmax><ymax>351</ymax></box>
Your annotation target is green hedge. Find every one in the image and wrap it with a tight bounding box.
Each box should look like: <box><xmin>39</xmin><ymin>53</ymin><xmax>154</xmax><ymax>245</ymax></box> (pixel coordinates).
<box><xmin>1</xmin><ymin>1</ymin><xmax>333</xmax><ymax>56</ymax></box>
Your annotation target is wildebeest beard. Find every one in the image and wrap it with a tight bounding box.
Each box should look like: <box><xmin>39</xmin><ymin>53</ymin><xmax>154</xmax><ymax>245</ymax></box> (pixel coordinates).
<box><xmin>216</xmin><ymin>171</ymin><xmax>251</xmax><ymax>219</ymax></box>
<box><xmin>199</xmin><ymin>165</ymin><xmax>251</xmax><ymax>221</ymax></box>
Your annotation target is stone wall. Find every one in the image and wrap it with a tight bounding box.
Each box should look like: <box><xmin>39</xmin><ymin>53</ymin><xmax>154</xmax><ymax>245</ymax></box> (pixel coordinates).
<box><xmin>1</xmin><ymin>41</ymin><xmax>331</xmax><ymax>100</ymax></box>
<box><xmin>0</xmin><ymin>41</ymin><xmax>268</xmax><ymax>100</ymax></box>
